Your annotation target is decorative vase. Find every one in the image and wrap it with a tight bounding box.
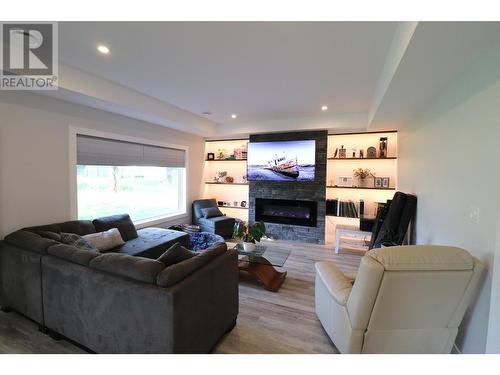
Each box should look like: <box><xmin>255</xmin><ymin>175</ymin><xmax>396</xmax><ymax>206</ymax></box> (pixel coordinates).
<box><xmin>243</xmin><ymin>242</ymin><xmax>256</xmax><ymax>252</ymax></box>
<box><xmin>359</xmin><ymin>176</ymin><xmax>374</xmax><ymax>188</ymax></box>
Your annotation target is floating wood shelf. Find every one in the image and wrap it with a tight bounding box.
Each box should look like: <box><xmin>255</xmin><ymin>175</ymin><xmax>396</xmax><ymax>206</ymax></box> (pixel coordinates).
<box><xmin>326</xmin><ymin>186</ymin><xmax>395</xmax><ymax>191</ymax></box>
<box><xmin>205</xmin><ymin>182</ymin><xmax>249</xmax><ymax>185</ymax></box>
<box><xmin>205</xmin><ymin>159</ymin><xmax>247</xmax><ymax>162</ymax></box>
<box><xmin>327</xmin><ymin>157</ymin><xmax>397</xmax><ymax>160</ymax></box>
<box><xmin>327</xmin><ymin>130</ymin><xmax>397</xmax><ymax>136</ymax></box>
<box><xmin>218</xmin><ymin>205</ymin><xmax>249</xmax><ymax>210</ymax></box>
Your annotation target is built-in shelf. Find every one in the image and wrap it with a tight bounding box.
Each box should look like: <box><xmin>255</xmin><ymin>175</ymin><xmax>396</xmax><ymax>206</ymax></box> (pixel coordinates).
<box><xmin>205</xmin><ymin>182</ymin><xmax>249</xmax><ymax>185</ymax></box>
<box><xmin>328</xmin><ymin>130</ymin><xmax>397</xmax><ymax>137</ymax></box>
<box><xmin>205</xmin><ymin>159</ymin><xmax>247</xmax><ymax>162</ymax></box>
<box><xmin>218</xmin><ymin>205</ymin><xmax>249</xmax><ymax>210</ymax></box>
<box><xmin>326</xmin><ymin>215</ymin><xmax>360</xmax><ymax>219</ymax></box>
<box><xmin>326</xmin><ymin>186</ymin><xmax>395</xmax><ymax>191</ymax></box>
<box><xmin>327</xmin><ymin>157</ymin><xmax>397</xmax><ymax>160</ymax></box>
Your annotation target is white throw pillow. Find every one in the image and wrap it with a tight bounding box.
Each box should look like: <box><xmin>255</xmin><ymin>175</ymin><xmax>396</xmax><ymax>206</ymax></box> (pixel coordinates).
<box><xmin>83</xmin><ymin>228</ymin><xmax>125</xmax><ymax>252</ymax></box>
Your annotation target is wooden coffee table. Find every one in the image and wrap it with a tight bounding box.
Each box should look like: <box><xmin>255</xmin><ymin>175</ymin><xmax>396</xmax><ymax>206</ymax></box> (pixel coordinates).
<box><xmin>231</xmin><ymin>243</ymin><xmax>290</xmax><ymax>292</ymax></box>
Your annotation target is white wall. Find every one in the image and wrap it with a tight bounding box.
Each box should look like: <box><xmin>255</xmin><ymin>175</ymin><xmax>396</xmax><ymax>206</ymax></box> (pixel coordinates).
<box><xmin>487</xmin><ymin>212</ymin><xmax>500</xmax><ymax>353</ymax></box>
<box><xmin>397</xmin><ymin>50</ymin><xmax>500</xmax><ymax>353</ymax></box>
<box><xmin>0</xmin><ymin>92</ymin><xmax>205</xmax><ymax>238</ymax></box>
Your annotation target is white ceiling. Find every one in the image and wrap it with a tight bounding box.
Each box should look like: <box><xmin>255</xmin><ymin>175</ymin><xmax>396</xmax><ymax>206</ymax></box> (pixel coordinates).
<box><xmin>58</xmin><ymin>22</ymin><xmax>398</xmax><ymax>125</ymax></box>
<box><xmin>28</xmin><ymin>21</ymin><xmax>500</xmax><ymax>137</ymax></box>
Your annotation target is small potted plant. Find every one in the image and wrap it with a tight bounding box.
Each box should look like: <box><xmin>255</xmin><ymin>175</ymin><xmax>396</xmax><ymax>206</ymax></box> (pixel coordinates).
<box><xmin>233</xmin><ymin>221</ymin><xmax>266</xmax><ymax>252</ymax></box>
<box><xmin>353</xmin><ymin>168</ymin><xmax>374</xmax><ymax>188</ymax></box>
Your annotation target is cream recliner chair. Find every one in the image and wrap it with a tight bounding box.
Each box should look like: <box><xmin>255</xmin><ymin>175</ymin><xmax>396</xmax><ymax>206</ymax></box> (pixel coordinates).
<box><xmin>315</xmin><ymin>245</ymin><xmax>483</xmax><ymax>354</ymax></box>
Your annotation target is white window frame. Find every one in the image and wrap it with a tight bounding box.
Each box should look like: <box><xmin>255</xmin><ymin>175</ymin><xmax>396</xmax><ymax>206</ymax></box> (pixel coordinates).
<box><xmin>69</xmin><ymin>126</ymin><xmax>189</xmax><ymax>228</ymax></box>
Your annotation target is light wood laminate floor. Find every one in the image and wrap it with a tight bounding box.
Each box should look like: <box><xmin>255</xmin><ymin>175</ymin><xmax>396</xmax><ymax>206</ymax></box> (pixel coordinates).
<box><xmin>0</xmin><ymin>240</ymin><xmax>360</xmax><ymax>354</ymax></box>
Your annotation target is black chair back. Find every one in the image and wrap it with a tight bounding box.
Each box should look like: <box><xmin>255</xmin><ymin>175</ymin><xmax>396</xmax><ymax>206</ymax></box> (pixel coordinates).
<box><xmin>369</xmin><ymin>192</ymin><xmax>417</xmax><ymax>249</ymax></box>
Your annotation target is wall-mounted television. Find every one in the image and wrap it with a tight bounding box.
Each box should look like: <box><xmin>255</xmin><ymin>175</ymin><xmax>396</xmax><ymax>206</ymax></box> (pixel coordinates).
<box><xmin>247</xmin><ymin>140</ymin><xmax>316</xmax><ymax>182</ymax></box>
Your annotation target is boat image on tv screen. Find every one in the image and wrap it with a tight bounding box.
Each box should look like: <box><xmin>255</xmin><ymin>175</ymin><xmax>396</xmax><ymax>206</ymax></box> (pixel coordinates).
<box><xmin>247</xmin><ymin>140</ymin><xmax>316</xmax><ymax>181</ymax></box>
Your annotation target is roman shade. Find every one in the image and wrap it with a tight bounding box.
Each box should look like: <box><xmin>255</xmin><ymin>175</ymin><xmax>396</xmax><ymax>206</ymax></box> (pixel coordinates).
<box><xmin>77</xmin><ymin>135</ymin><xmax>185</xmax><ymax>168</ymax></box>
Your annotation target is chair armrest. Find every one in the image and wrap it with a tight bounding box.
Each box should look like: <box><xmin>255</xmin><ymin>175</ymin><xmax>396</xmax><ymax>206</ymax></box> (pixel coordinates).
<box><xmin>344</xmin><ymin>272</ymin><xmax>357</xmax><ymax>283</ymax></box>
<box><xmin>315</xmin><ymin>261</ymin><xmax>353</xmax><ymax>305</ymax></box>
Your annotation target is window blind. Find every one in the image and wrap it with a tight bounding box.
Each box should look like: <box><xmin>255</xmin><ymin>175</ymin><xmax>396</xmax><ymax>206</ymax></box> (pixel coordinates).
<box><xmin>77</xmin><ymin>135</ymin><xmax>185</xmax><ymax>168</ymax></box>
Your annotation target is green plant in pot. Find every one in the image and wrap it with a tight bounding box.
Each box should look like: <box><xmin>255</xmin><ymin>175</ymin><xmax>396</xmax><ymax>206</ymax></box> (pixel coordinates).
<box><xmin>233</xmin><ymin>221</ymin><xmax>266</xmax><ymax>252</ymax></box>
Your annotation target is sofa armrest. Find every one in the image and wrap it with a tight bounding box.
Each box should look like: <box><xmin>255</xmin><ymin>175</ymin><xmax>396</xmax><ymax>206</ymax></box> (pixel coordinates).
<box><xmin>344</xmin><ymin>272</ymin><xmax>357</xmax><ymax>283</ymax></box>
<box><xmin>315</xmin><ymin>261</ymin><xmax>353</xmax><ymax>305</ymax></box>
<box><xmin>164</xmin><ymin>246</ymin><xmax>239</xmax><ymax>353</ymax></box>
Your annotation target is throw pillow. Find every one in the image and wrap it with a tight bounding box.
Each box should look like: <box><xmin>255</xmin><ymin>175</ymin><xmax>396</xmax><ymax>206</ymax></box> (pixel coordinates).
<box><xmin>200</xmin><ymin>207</ymin><xmax>223</xmax><ymax>218</ymax></box>
<box><xmin>37</xmin><ymin>230</ymin><xmax>62</xmax><ymax>241</ymax></box>
<box><xmin>60</xmin><ymin>232</ymin><xmax>99</xmax><ymax>252</ymax></box>
<box><xmin>83</xmin><ymin>228</ymin><xmax>125</xmax><ymax>252</ymax></box>
<box><xmin>92</xmin><ymin>214</ymin><xmax>138</xmax><ymax>241</ymax></box>
<box><xmin>156</xmin><ymin>243</ymin><xmax>197</xmax><ymax>267</ymax></box>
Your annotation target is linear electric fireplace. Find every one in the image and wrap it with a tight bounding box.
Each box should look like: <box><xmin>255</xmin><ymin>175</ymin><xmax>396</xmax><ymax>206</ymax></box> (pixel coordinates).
<box><xmin>255</xmin><ymin>198</ymin><xmax>317</xmax><ymax>227</ymax></box>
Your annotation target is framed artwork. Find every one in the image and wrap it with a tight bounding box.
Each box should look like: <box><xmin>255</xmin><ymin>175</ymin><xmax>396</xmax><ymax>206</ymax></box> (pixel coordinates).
<box><xmin>382</xmin><ymin>177</ymin><xmax>390</xmax><ymax>188</ymax></box>
<box><xmin>374</xmin><ymin>177</ymin><xmax>382</xmax><ymax>188</ymax></box>
<box><xmin>336</xmin><ymin>176</ymin><xmax>353</xmax><ymax>187</ymax></box>
<box><xmin>207</xmin><ymin>152</ymin><xmax>215</xmax><ymax>160</ymax></box>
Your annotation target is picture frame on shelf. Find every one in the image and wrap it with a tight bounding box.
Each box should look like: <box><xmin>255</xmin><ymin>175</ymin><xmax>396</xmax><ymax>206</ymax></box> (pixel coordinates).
<box><xmin>374</xmin><ymin>177</ymin><xmax>382</xmax><ymax>188</ymax></box>
<box><xmin>382</xmin><ymin>177</ymin><xmax>390</xmax><ymax>188</ymax></box>
<box><xmin>335</xmin><ymin>176</ymin><xmax>353</xmax><ymax>187</ymax></box>
<box><xmin>207</xmin><ymin>152</ymin><xmax>215</xmax><ymax>160</ymax></box>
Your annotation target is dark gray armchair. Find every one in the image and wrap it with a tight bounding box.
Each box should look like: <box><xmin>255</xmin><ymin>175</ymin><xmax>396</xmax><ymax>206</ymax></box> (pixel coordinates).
<box><xmin>192</xmin><ymin>199</ymin><xmax>235</xmax><ymax>238</ymax></box>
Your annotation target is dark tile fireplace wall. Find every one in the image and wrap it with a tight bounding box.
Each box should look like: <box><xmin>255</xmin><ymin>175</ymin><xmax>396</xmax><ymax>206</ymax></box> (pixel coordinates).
<box><xmin>249</xmin><ymin>130</ymin><xmax>327</xmax><ymax>244</ymax></box>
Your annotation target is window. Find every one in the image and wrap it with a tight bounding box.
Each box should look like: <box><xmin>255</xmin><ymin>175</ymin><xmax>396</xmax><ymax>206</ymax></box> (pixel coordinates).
<box><xmin>76</xmin><ymin>135</ymin><xmax>186</xmax><ymax>223</ymax></box>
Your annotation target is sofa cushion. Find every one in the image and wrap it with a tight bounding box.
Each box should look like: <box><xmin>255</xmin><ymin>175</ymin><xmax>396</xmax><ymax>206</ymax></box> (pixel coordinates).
<box><xmin>83</xmin><ymin>229</ymin><xmax>125</xmax><ymax>252</ymax></box>
<box><xmin>59</xmin><ymin>232</ymin><xmax>99</xmax><ymax>252</ymax></box>
<box><xmin>114</xmin><ymin>227</ymin><xmax>190</xmax><ymax>259</ymax></box>
<box><xmin>47</xmin><ymin>243</ymin><xmax>100</xmax><ymax>266</ymax></box>
<box><xmin>59</xmin><ymin>220</ymin><xmax>96</xmax><ymax>236</ymax></box>
<box><xmin>37</xmin><ymin>230</ymin><xmax>62</xmax><ymax>241</ymax></box>
<box><xmin>157</xmin><ymin>243</ymin><xmax>196</xmax><ymax>266</ymax></box>
<box><xmin>200</xmin><ymin>207</ymin><xmax>223</xmax><ymax>218</ymax></box>
<box><xmin>156</xmin><ymin>242</ymin><xmax>226</xmax><ymax>287</ymax></box>
<box><xmin>4</xmin><ymin>230</ymin><xmax>60</xmax><ymax>254</ymax></box>
<box><xmin>93</xmin><ymin>214</ymin><xmax>138</xmax><ymax>241</ymax></box>
<box><xmin>25</xmin><ymin>220</ymin><xmax>96</xmax><ymax>236</ymax></box>
<box><xmin>24</xmin><ymin>224</ymin><xmax>62</xmax><ymax>234</ymax></box>
<box><xmin>90</xmin><ymin>253</ymin><xmax>165</xmax><ymax>284</ymax></box>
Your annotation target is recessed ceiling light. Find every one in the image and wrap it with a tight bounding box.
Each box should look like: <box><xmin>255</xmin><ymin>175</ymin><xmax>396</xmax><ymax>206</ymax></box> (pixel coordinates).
<box><xmin>97</xmin><ymin>45</ymin><xmax>110</xmax><ymax>55</ymax></box>
<box><xmin>321</xmin><ymin>105</ymin><xmax>328</xmax><ymax>111</ymax></box>
<box><xmin>231</xmin><ymin>114</ymin><xmax>237</xmax><ymax>119</ymax></box>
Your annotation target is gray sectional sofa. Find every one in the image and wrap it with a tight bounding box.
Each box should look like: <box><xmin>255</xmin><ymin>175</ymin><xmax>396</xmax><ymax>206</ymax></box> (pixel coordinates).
<box><xmin>0</xmin><ymin>215</ymin><xmax>239</xmax><ymax>353</ymax></box>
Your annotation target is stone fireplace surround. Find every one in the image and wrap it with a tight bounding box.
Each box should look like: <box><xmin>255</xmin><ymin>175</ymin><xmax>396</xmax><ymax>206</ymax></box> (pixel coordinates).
<box><xmin>248</xmin><ymin>130</ymin><xmax>327</xmax><ymax>244</ymax></box>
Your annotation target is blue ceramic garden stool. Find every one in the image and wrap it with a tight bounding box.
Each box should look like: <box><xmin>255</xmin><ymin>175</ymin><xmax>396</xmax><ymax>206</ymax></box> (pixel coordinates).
<box><xmin>189</xmin><ymin>232</ymin><xmax>225</xmax><ymax>252</ymax></box>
